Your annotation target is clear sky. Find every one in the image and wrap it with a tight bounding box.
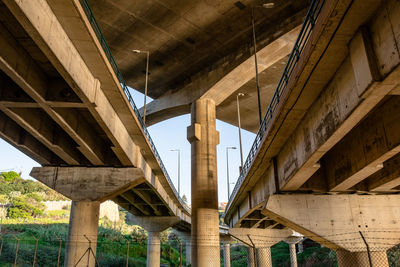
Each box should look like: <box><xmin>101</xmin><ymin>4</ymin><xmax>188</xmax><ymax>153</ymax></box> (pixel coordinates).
<box><xmin>0</xmin><ymin>88</ymin><xmax>256</xmax><ymax>204</ymax></box>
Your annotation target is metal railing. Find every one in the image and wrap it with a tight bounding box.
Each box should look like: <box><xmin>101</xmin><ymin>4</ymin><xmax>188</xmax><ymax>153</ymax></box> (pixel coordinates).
<box><xmin>78</xmin><ymin>0</ymin><xmax>187</xmax><ymax>210</ymax></box>
<box><xmin>228</xmin><ymin>0</ymin><xmax>326</xmax><ymax>205</ymax></box>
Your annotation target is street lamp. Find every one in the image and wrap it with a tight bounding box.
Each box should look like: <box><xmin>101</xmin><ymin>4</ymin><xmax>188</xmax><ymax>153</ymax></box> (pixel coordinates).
<box><xmin>132</xmin><ymin>49</ymin><xmax>150</xmax><ymax>124</ymax></box>
<box><xmin>170</xmin><ymin>149</ymin><xmax>181</xmax><ymax>196</ymax></box>
<box><xmin>226</xmin><ymin>146</ymin><xmax>237</xmax><ymax>200</ymax></box>
<box><xmin>236</xmin><ymin>93</ymin><xmax>245</xmax><ymax>172</ymax></box>
<box><xmin>251</xmin><ymin>2</ymin><xmax>275</xmax><ymax>126</ymax></box>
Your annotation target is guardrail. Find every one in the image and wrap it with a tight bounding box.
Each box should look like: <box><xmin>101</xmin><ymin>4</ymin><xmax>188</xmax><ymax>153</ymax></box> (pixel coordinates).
<box><xmin>227</xmin><ymin>0</ymin><xmax>326</xmax><ymax>206</ymax></box>
<box><xmin>78</xmin><ymin>0</ymin><xmax>188</xmax><ymax>211</ymax></box>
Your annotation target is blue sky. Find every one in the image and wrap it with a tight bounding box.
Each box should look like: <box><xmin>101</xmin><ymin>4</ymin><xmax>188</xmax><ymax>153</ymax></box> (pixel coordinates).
<box><xmin>0</xmin><ymin>88</ymin><xmax>255</xmax><ymax>203</ymax></box>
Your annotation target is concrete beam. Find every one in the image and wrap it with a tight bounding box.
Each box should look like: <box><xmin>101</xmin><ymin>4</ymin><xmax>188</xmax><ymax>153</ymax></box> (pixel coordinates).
<box><xmin>3</xmin><ymin>0</ymin><xmax>140</xmax><ymax>166</ymax></box>
<box><xmin>262</xmin><ymin>194</ymin><xmax>400</xmax><ymax>251</ymax></box>
<box><xmin>0</xmin><ymin>21</ymin><xmax>106</xmax><ymax>165</ymax></box>
<box><xmin>229</xmin><ymin>228</ymin><xmax>294</xmax><ymax>248</ymax></box>
<box><xmin>30</xmin><ymin>166</ymin><xmax>144</xmax><ymax>202</ymax></box>
<box><xmin>363</xmin><ymin>152</ymin><xmax>400</xmax><ymax>191</ymax></box>
<box><xmin>0</xmin><ymin>111</ymin><xmax>60</xmax><ymax>165</ymax></box>
<box><xmin>279</xmin><ymin>27</ymin><xmax>399</xmax><ymax>191</ymax></box>
<box><xmin>324</xmin><ymin>96</ymin><xmax>400</xmax><ymax>191</ymax></box>
<box><xmin>142</xmin><ymin>27</ymin><xmax>300</xmax><ymax>126</ymax></box>
<box><xmin>130</xmin><ymin>216</ymin><xmax>180</xmax><ymax>232</ymax></box>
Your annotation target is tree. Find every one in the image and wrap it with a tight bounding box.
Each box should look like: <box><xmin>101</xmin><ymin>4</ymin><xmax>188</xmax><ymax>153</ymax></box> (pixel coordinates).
<box><xmin>0</xmin><ymin>171</ymin><xmax>21</xmax><ymax>182</ymax></box>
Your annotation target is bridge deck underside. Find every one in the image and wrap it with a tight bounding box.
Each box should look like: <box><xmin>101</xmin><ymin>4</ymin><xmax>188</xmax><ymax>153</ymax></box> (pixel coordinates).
<box><xmin>0</xmin><ymin>1</ymin><xmax>188</xmax><ymax>225</ymax></box>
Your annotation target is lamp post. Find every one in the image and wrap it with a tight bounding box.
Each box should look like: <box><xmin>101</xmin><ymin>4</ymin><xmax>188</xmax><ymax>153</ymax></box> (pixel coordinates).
<box><xmin>170</xmin><ymin>149</ymin><xmax>181</xmax><ymax>196</ymax></box>
<box><xmin>236</xmin><ymin>93</ymin><xmax>244</xmax><ymax>172</ymax></box>
<box><xmin>226</xmin><ymin>146</ymin><xmax>237</xmax><ymax>200</ymax></box>
<box><xmin>251</xmin><ymin>2</ymin><xmax>275</xmax><ymax>126</ymax></box>
<box><xmin>132</xmin><ymin>49</ymin><xmax>150</xmax><ymax>124</ymax></box>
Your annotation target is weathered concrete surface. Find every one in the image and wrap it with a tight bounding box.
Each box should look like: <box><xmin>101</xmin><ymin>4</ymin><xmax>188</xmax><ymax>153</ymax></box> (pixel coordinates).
<box><xmin>65</xmin><ymin>201</ymin><xmax>100</xmax><ymax>267</ymax></box>
<box><xmin>225</xmin><ymin>0</ymin><xmax>400</xmax><ymax>229</ymax></box>
<box><xmin>187</xmin><ymin>99</ymin><xmax>220</xmax><ymax>266</ymax></box>
<box><xmin>142</xmin><ymin>27</ymin><xmax>301</xmax><ymax>132</ymax></box>
<box><xmin>262</xmin><ymin>195</ymin><xmax>400</xmax><ymax>251</ymax></box>
<box><xmin>229</xmin><ymin>228</ymin><xmax>294</xmax><ymax>248</ymax></box>
<box><xmin>30</xmin><ymin>167</ymin><xmax>144</xmax><ymax>202</ymax></box>
<box><xmin>223</xmin><ymin>243</ymin><xmax>230</xmax><ymax>267</ymax></box>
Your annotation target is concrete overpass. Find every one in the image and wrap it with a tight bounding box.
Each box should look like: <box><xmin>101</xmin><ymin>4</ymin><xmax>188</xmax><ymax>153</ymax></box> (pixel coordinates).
<box><xmin>225</xmin><ymin>0</ymin><xmax>400</xmax><ymax>266</ymax></box>
<box><xmin>0</xmin><ymin>0</ymin><xmax>191</xmax><ymax>266</ymax></box>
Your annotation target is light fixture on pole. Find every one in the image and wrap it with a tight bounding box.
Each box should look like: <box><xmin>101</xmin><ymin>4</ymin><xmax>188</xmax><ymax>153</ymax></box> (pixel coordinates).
<box><xmin>236</xmin><ymin>93</ymin><xmax>245</xmax><ymax>172</ymax></box>
<box><xmin>251</xmin><ymin>2</ymin><xmax>275</xmax><ymax>126</ymax></box>
<box><xmin>170</xmin><ymin>149</ymin><xmax>181</xmax><ymax>196</ymax></box>
<box><xmin>132</xmin><ymin>49</ymin><xmax>150</xmax><ymax>124</ymax></box>
<box><xmin>226</xmin><ymin>146</ymin><xmax>237</xmax><ymax>200</ymax></box>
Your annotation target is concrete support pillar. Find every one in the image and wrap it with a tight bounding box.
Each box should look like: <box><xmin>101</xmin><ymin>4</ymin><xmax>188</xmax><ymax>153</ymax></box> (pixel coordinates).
<box><xmin>288</xmin><ymin>243</ymin><xmax>297</xmax><ymax>267</ymax></box>
<box><xmin>247</xmin><ymin>247</ymin><xmax>256</xmax><ymax>267</ymax></box>
<box><xmin>223</xmin><ymin>243</ymin><xmax>231</xmax><ymax>267</ymax></box>
<box><xmin>336</xmin><ymin>250</ymin><xmax>389</xmax><ymax>267</ymax></box>
<box><xmin>187</xmin><ymin>98</ymin><xmax>220</xmax><ymax>267</ymax></box>
<box><xmin>185</xmin><ymin>240</ymin><xmax>191</xmax><ymax>266</ymax></box>
<box><xmin>64</xmin><ymin>201</ymin><xmax>100</xmax><ymax>267</ymax></box>
<box><xmin>256</xmin><ymin>247</ymin><xmax>272</xmax><ymax>267</ymax></box>
<box><xmin>147</xmin><ymin>231</ymin><xmax>161</xmax><ymax>267</ymax></box>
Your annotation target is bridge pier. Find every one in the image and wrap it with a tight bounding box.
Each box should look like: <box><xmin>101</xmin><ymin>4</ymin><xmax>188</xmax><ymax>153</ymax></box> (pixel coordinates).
<box><xmin>65</xmin><ymin>201</ymin><xmax>100</xmax><ymax>267</ymax></box>
<box><xmin>229</xmin><ymin>228</ymin><xmax>294</xmax><ymax>267</ymax></box>
<box><xmin>30</xmin><ymin>167</ymin><xmax>144</xmax><ymax>267</ymax></box>
<box><xmin>223</xmin><ymin>243</ymin><xmax>231</xmax><ymax>267</ymax></box>
<box><xmin>285</xmin><ymin>236</ymin><xmax>303</xmax><ymax>267</ymax></box>
<box><xmin>262</xmin><ymin>195</ymin><xmax>400</xmax><ymax>267</ymax></box>
<box><xmin>187</xmin><ymin>98</ymin><xmax>220</xmax><ymax>266</ymax></box>
<box><xmin>130</xmin><ymin>216</ymin><xmax>180</xmax><ymax>267</ymax></box>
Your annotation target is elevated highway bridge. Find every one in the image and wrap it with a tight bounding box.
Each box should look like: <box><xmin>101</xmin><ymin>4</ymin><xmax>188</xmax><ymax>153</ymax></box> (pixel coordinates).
<box><xmin>225</xmin><ymin>0</ymin><xmax>400</xmax><ymax>265</ymax></box>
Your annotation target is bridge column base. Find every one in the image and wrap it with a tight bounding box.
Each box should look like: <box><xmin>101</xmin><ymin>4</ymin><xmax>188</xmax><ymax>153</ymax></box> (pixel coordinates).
<box><xmin>223</xmin><ymin>243</ymin><xmax>231</xmax><ymax>267</ymax></box>
<box><xmin>247</xmin><ymin>247</ymin><xmax>256</xmax><ymax>267</ymax></box>
<box><xmin>336</xmin><ymin>250</ymin><xmax>389</xmax><ymax>267</ymax></box>
<box><xmin>147</xmin><ymin>231</ymin><xmax>161</xmax><ymax>267</ymax></box>
<box><xmin>256</xmin><ymin>247</ymin><xmax>272</xmax><ymax>267</ymax></box>
<box><xmin>65</xmin><ymin>201</ymin><xmax>100</xmax><ymax>267</ymax></box>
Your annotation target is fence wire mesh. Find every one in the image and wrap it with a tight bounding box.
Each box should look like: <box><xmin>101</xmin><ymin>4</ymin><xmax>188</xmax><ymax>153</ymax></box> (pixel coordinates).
<box><xmin>1</xmin><ymin>233</ymin><xmax>400</xmax><ymax>266</ymax></box>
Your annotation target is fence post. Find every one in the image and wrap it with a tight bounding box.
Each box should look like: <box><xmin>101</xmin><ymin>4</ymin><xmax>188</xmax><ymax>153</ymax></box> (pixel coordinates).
<box><xmin>359</xmin><ymin>231</ymin><xmax>372</xmax><ymax>267</ymax></box>
<box><xmin>0</xmin><ymin>236</ymin><xmax>3</xmax><ymax>257</ymax></box>
<box><xmin>56</xmin><ymin>234</ymin><xmax>62</xmax><ymax>267</ymax></box>
<box><xmin>13</xmin><ymin>235</ymin><xmax>20</xmax><ymax>267</ymax></box>
<box><xmin>32</xmin><ymin>234</ymin><xmax>38</xmax><ymax>267</ymax></box>
<box><xmin>126</xmin><ymin>240</ymin><xmax>130</xmax><ymax>267</ymax></box>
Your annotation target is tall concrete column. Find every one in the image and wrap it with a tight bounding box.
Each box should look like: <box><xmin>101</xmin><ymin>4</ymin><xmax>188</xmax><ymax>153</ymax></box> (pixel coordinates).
<box><xmin>64</xmin><ymin>201</ymin><xmax>100</xmax><ymax>267</ymax></box>
<box><xmin>147</xmin><ymin>231</ymin><xmax>161</xmax><ymax>267</ymax></box>
<box><xmin>186</xmin><ymin>240</ymin><xmax>191</xmax><ymax>266</ymax></box>
<box><xmin>187</xmin><ymin>98</ymin><xmax>220</xmax><ymax>267</ymax></box>
<box><xmin>247</xmin><ymin>247</ymin><xmax>256</xmax><ymax>267</ymax></box>
<box><xmin>223</xmin><ymin>243</ymin><xmax>231</xmax><ymax>267</ymax></box>
<box><xmin>288</xmin><ymin>243</ymin><xmax>297</xmax><ymax>267</ymax></box>
<box><xmin>336</xmin><ymin>250</ymin><xmax>389</xmax><ymax>267</ymax></box>
<box><xmin>257</xmin><ymin>247</ymin><xmax>272</xmax><ymax>267</ymax></box>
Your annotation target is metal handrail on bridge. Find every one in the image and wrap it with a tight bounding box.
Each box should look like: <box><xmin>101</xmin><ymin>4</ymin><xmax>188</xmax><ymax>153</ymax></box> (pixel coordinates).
<box><xmin>227</xmin><ymin>0</ymin><xmax>326</xmax><ymax>207</ymax></box>
<box><xmin>78</xmin><ymin>0</ymin><xmax>188</xmax><ymax>211</ymax></box>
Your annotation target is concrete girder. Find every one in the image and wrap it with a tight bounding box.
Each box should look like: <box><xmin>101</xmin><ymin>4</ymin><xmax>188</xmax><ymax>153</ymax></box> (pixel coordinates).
<box><xmin>119</xmin><ymin>191</ymin><xmax>153</xmax><ymax>216</ymax></box>
<box><xmin>361</xmin><ymin>152</ymin><xmax>400</xmax><ymax>191</ymax></box>
<box><xmin>132</xmin><ymin>188</ymin><xmax>162</xmax><ymax>216</ymax></box>
<box><xmin>229</xmin><ymin>228</ymin><xmax>294</xmax><ymax>248</ymax></box>
<box><xmin>141</xmin><ymin>26</ymin><xmax>300</xmax><ymax>130</ymax></box>
<box><xmin>0</xmin><ymin>111</ymin><xmax>60</xmax><ymax>165</ymax></box>
<box><xmin>279</xmin><ymin>27</ymin><xmax>400</xmax><ymax>191</ymax></box>
<box><xmin>0</xmin><ymin>20</ymin><xmax>108</xmax><ymax>165</ymax></box>
<box><xmin>2</xmin><ymin>0</ymin><xmax>140</xmax><ymax>167</ymax></box>
<box><xmin>262</xmin><ymin>194</ymin><xmax>400</xmax><ymax>251</ymax></box>
<box><xmin>0</xmin><ymin>107</ymin><xmax>83</xmax><ymax>165</ymax></box>
<box><xmin>30</xmin><ymin>166</ymin><xmax>145</xmax><ymax>202</ymax></box>
<box><xmin>325</xmin><ymin>96</ymin><xmax>400</xmax><ymax>191</ymax></box>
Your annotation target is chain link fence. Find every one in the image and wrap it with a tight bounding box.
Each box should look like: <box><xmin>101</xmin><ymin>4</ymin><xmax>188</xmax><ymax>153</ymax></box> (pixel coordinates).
<box><xmin>1</xmin><ymin>233</ymin><xmax>400</xmax><ymax>266</ymax></box>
